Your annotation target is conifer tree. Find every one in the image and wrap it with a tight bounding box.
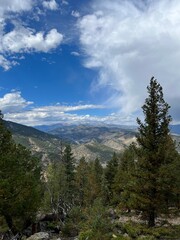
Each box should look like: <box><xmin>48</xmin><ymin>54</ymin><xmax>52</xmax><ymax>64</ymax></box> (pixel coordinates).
<box><xmin>105</xmin><ymin>152</ymin><xmax>118</xmax><ymax>203</ymax></box>
<box><xmin>113</xmin><ymin>145</ymin><xmax>136</xmax><ymax>208</ymax></box>
<box><xmin>85</xmin><ymin>159</ymin><xmax>103</xmax><ymax>205</ymax></box>
<box><xmin>0</xmin><ymin>112</ymin><xmax>42</xmax><ymax>234</ymax></box>
<box><xmin>44</xmin><ymin>144</ymin><xmax>76</xmax><ymax>220</ymax></box>
<box><xmin>62</xmin><ymin>144</ymin><xmax>76</xmax><ymax>203</ymax></box>
<box><xmin>133</xmin><ymin>77</ymin><xmax>179</xmax><ymax>227</ymax></box>
<box><xmin>75</xmin><ymin>157</ymin><xmax>89</xmax><ymax>206</ymax></box>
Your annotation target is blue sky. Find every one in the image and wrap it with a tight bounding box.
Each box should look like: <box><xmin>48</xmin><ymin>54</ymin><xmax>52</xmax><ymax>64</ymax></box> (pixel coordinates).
<box><xmin>0</xmin><ymin>0</ymin><xmax>180</xmax><ymax>126</ymax></box>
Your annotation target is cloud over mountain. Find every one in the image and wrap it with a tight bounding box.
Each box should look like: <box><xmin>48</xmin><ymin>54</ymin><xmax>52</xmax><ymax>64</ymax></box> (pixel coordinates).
<box><xmin>1</xmin><ymin>91</ymin><xmax>107</xmax><ymax>126</ymax></box>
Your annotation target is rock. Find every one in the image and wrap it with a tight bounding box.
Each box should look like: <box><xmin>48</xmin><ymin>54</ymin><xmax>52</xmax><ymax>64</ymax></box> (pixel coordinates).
<box><xmin>123</xmin><ymin>233</ymin><xmax>129</xmax><ymax>237</ymax></box>
<box><xmin>27</xmin><ymin>232</ymin><xmax>49</xmax><ymax>240</ymax></box>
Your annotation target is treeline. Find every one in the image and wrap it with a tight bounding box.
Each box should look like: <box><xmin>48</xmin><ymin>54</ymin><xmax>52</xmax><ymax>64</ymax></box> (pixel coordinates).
<box><xmin>0</xmin><ymin>77</ymin><xmax>180</xmax><ymax>240</ymax></box>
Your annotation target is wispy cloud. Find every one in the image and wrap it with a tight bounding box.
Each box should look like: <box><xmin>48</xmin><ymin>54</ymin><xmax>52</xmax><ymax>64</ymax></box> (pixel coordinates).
<box><xmin>61</xmin><ymin>0</ymin><xmax>68</xmax><ymax>6</ymax></box>
<box><xmin>71</xmin><ymin>10</ymin><xmax>80</xmax><ymax>18</ymax></box>
<box><xmin>71</xmin><ymin>51</ymin><xmax>80</xmax><ymax>56</ymax></box>
<box><xmin>0</xmin><ymin>91</ymin><xmax>107</xmax><ymax>126</ymax></box>
<box><xmin>5</xmin><ymin>111</ymin><xmax>134</xmax><ymax>127</ymax></box>
<box><xmin>0</xmin><ymin>0</ymin><xmax>33</xmax><ymax>16</ymax></box>
<box><xmin>43</xmin><ymin>0</ymin><xmax>59</xmax><ymax>11</ymax></box>
<box><xmin>78</xmin><ymin>0</ymin><xmax>180</xmax><ymax>123</ymax></box>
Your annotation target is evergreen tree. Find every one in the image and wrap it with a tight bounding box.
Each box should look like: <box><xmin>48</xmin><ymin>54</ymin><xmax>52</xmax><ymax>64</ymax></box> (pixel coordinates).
<box><xmin>63</xmin><ymin>144</ymin><xmax>75</xmax><ymax>184</ymax></box>
<box><xmin>133</xmin><ymin>77</ymin><xmax>179</xmax><ymax>227</ymax></box>
<box><xmin>113</xmin><ymin>145</ymin><xmax>136</xmax><ymax>208</ymax></box>
<box><xmin>62</xmin><ymin>144</ymin><xmax>76</xmax><ymax>205</ymax></box>
<box><xmin>0</xmin><ymin>112</ymin><xmax>42</xmax><ymax>234</ymax></box>
<box><xmin>75</xmin><ymin>157</ymin><xmax>89</xmax><ymax>206</ymax></box>
<box><xmin>85</xmin><ymin>159</ymin><xmax>103</xmax><ymax>205</ymax></box>
<box><xmin>105</xmin><ymin>152</ymin><xmax>118</xmax><ymax>204</ymax></box>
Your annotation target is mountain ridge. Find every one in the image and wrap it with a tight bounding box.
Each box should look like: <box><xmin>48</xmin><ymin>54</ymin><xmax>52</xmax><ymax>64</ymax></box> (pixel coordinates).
<box><xmin>3</xmin><ymin>120</ymin><xmax>180</xmax><ymax>164</ymax></box>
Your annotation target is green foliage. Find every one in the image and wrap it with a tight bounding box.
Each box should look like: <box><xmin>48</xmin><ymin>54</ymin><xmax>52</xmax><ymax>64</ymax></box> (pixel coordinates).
<box><xmin>118</xmin><ymin>220</ymin><xmax>180</xmax><ymax>239</ymax></box>
<box><xmin>122</xmin><ymin>221</ymin><xmax>144</xmax><ymax>238</ymax></box>
<box><xmin>128</xmin><ymin>77</ymin><xmax>180</xmax><ymax>227</ymax></box>
<box><xmin>43</xmin><ymin>144</ymin><xmax>77</xmax><ymax>221</ymax></box>
<box><xmin>0</xmin><ymin>113</ymin><xmax>42</xmax><ymax>234</ymax></box>
<box><xmin>84</xmin><ymin>159</ymin><xmax>103</xmax><ymax>205</ymax></box>
<box><xmin>105</xmin><ymin>153</ymin><xmax>119</xmax><ymax>204</ymax></box>
<box><xmin>63</xmin><ymin>144</ymin><xmax>76</xmax><ymax>200</ymax></box>
<box><xmin>114</xmin><ymin>236</ymin><xmax>131</xmax><ymax>240</ymax></box>
<box><xmin>78</xmin><ymin>199</ymin><xmax>112</xmax><ymax>240</ymax></box>
<box><xmin>75</xmin><ymin>157</ymin><xmax>89</xmax><ymax>206</ymax></box>
<box><xmin>43</xmin><ymin>162</ymin><xmax>67</xmax><ymax>214</ymax></box>
<box><xmin>113</xmin><ymin>144</ymin><xmax>136</xmax><ymax>208</ymax></box>
<box><xmin>61</xmin><ymin>206</ymin><xmax>84</xmax><ymax>237</ymax></box>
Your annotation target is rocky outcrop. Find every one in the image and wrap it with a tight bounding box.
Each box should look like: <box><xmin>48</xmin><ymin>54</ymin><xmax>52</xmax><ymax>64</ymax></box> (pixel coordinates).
<box><xmin>26</xmin><ymin>232</ymin><xmax>49</xmax><ymax>240</ymax></box>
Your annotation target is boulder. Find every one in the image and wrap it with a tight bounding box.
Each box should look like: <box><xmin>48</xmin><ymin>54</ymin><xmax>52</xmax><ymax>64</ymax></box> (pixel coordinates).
<box><xmin>27</xmin><ymin>232</ymin><xmax>49</xmax><ymax>240</ymax></box>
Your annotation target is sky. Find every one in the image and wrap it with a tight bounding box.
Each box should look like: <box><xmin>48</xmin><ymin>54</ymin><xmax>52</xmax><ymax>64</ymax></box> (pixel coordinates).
<box><xmin>0</xmin><ymin>0</ymin><xmax>180</xmax><ymax>126</ymax></box>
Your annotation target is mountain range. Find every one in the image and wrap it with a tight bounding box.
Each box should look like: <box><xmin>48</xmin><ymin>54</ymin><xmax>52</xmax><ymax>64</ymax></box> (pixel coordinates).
<box><xmin>3</xmin><ymin>120</ymin><xmax>180</xmax><ymax>165</ymax></box>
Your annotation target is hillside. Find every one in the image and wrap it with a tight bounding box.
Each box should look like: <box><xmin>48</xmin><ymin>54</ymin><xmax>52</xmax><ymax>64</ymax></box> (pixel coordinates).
<box><xmin>3</xmin><ymin>121</ymin><xmax>137</xmax><ymax>163</ymax></box>
<box><xmin>47</xmin><ymin>125</ymin><xmax>137</xmax><ymax>162</ymax></box>
<box><xmin>4</xmin><ymin>120</ymin><xmax>180</xmax><ymax>163</ymax></box>
<box><xmin>4</xmin><ymin>120</ymin><xmax>63</xmax><ymax>167</ymax></box>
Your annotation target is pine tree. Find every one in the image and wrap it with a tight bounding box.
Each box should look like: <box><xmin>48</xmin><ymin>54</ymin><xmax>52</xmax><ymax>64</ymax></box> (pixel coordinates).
<box><xmin>62</xmin><ymin>144</ymin><xmax>76</xmax><ymax>203</ymax></box>
<box><xmin>113</xmin><ymin>145</ymin><xmax>136</xmax><ymax>208</ymax></box>
<box><xmin>85</xmin><ymin>159</ymin><xmax>103</xmax><ymax>205</ymax></box>
<box><xmin>105</xmin><ymin>152</ymin><xmax>118</xmax><ymax>204</ymax></box>
<box><xmin>44</xmin><ymin>144</ymin><xmax>76</xmax><ymax>220</ymax></box>
<box><xmin>0</xmin><ymin>112</ymin><xmax>42</xmax><ymax>234</ymax></box>
<box><xmin>75</xmin><ymin>157</ymin><xmax>89</xmax><ymax>206</ymax></box>
<box><xmin>133</xmin><ymin>77</ymin><xmax>179</xmax><ymax>227</ymax></box>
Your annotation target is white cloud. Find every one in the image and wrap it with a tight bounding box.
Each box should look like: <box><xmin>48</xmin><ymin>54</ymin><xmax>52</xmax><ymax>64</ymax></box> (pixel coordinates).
<box><xmin>1</xmin><ymin>91</ymin><xmax>106</xmax><ymax>126</ymax></box>
<box><xmin>71</xmin><ymin>10</ymin><xmax>80</xmax><ymax>18</ymax></box>
<box><xmin>0</xmin><ymin>0</ymin><xmax>63</xmax><ymax>70</ymax></box>
<box><xmin>61</xmin><ymin>0</ymin><xmax>68</xmax><ymax>6</ymax></box>
<box><xmin>0</xmin><ymin>55</ymin><xmax>12</xmax><ymax>71</ymax></box>
<box><xmin>32</xmin><ymin>104</ymin><xmax>104</xmax><ymax>113</ymax></box>
<box><xmin>0</xmin><ymin>92</ymin><xmax>33</xmax><ymax>113</ymax></box>
<box><xmin>4</xmin><ymin>110</ymin><xmax>135</xmax><ymax>126</ymax></box>
<box><xmin>43</xmin><ymin>0</ymin><xmax>59</xmax><ymax>10</ymax></box>
<box><xmin>71</xmin><ymin>51</ymin><xmax>80</xmax><ymax>56</ymax></box>
<box><xmin>0</xmin><ymin>0</ymin><xmax>33</xmax><ymax>17</ymax></box>
<box><xmin>78</xmin><ymin>0</ymin><xmax>180</xmax><ymax>123</ymax></box>
<box><xmin>2</xmin><ymin>27</ymin><xmax>63</xmax><ymax>53</ymax></box>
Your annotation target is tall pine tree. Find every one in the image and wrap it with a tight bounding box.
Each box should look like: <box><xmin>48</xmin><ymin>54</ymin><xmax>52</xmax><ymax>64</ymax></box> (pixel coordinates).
<box><xmin>133</xmin><ymin>77</ymin><xmax>179</xmax><ymax>227</ymax></box>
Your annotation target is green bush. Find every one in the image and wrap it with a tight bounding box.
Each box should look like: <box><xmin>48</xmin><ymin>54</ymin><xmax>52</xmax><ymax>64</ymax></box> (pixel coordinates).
<box><xmin>115</xmin><ymin>235</ymin><xmax>131</xmax><ymax>240</ymax></box>
<box><xmin>122</xmin><ymin>221</ymin><xmax>143</xmax><ymax>238</ymax></box>
<box><xmin>78</xmin><ymin>199</ymin><xmax>113</xmax><ymax>240</ymax></box>
<box><xmin>61</xmin><ymin>221</ymin><xmax>78</xmax><ymax>237</ymax></box>
<box><xmin>79</xmin><ymin>229</ymin><xmax>111</xmax><ymax>240</ymax></box>
<box><xmin>137</xmin><ymin>236</ymin><xmax>155</xmax><ymax>240</ymax></box>
<box><xmin>61</xmin><ymin>206</ymin><xmax>84</xmax><ymax>237</ymax></box>
<box><xmin>78</xmin><ymin>230</ymin><xmax>93</xmax><ymax>240</ymax></box>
